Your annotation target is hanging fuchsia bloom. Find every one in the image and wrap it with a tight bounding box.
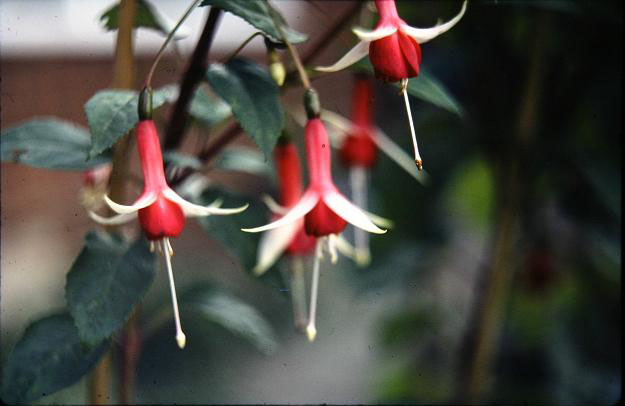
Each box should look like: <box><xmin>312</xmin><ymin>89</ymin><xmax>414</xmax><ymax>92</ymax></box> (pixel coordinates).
<box><xmin>89</xmin><ymin>97</ymin><xmax>247</xmax><ymax>349</ymax></box>
<box><xmin>244</xmin><ymin>90</ymin><xmax>386</xmax><ymax>341</ymax></box>
<box><xmin>243</xmin><ymin>119</ymin><xmax>385</xmax><ymax>238</ymax></box>
<box><xmin>253</xmin><ymin>141</ymin><xmax>316</xmax><ymax>275</ymax></box>
<box><xmin>317</xmin><ymin>0</ymin><xmax>466</xmax><ymax>170</ymax></box>
<box><xmin>317</xmin><ymin>0</ymin><xmax>466</xmax><ymax>81</ymax></box>
<box><xmin>340</xmin><ymin>76</ymin><xmax>377</xmax><ymax>168</ymax></box>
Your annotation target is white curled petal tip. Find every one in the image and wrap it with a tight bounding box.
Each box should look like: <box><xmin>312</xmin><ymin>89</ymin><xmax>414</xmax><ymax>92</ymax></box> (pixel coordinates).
<box><xmin>252</xmin><ymin>219</ymin><xmax>302</xmax><ymax>276</ymax></box>
<box><xmin>315</xmin><ymin>41</ymin><xmax>370</xmax><ymax>73</ymax></box>
<box><xmin>352</xmin><ymin>25</ymin><xmax>397</xmax><ymax>42</ymax></box>
<box><xmin>323</xmin><ymin>192</ymin><xmax>387</xmax><ymax>234</ymax></box>
<box><xmin>88</xmin><ymin>211</ymin><xmax>137</xmax><ymax>225</ymax></box>
<box><xmin>400</xmin><ymin>0</ymin><xmax>467</xmax><ymax>44</ymax></box>
<box><xmin>103</xmin><ymin>193</ymin><xmax>156</xmax><ymax>214</ymax></box>
<box><xmin>242</xmin><ymin>191</ymin><xmax>319</xmax><ymax>233</ymax></box>
<box><xmin>364</xmin><ymin>210</ymin><xmax>394</xmax><ymax>229</ymax></box>
<box><xmin>163</xmin><ymin>189</ymin><xmax>247</xmax><ymax>217</ymax></box>
<box><xmin>261</xmin><ymin>194</ymin><xmax>289</xmax><ymax>215</ymax></box>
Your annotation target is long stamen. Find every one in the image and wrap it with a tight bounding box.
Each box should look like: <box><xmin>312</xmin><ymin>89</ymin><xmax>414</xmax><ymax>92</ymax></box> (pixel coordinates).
<box><xmin>306</xmin><ymin>239</ymin><xmax>323</xmax><ymax>342</ymax></box>
<box><xmin>290</xmin><ymin>257</ymin><xmax>308</xmax><ymax>332</ymax></box>
<box><xmin>328</xmin><ymin>234</ymin><xmax>339</xmax><ymax>264</ymax></box>
<box><xmin>401</xmin><ymin>79</ymin><xmax>423</xmax><ymax>171</ymax></box>
<box><xmin>161</xmin><ymin>238</ymin><xmax>186</xmax><ymax>349</ymax></box>
<box><xmin>349</xmin><ymin>166</ymin><xmax>371</xmax><ymax>266</ymax></box>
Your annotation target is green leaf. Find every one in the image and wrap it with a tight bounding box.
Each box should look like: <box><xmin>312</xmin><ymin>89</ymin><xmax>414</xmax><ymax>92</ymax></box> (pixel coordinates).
<box><xmin>353</xmin><ymin>59</ymin><xmax>464</xmax><ymax>117</ymax></box>
<box><xmin>182</xmin><ymin>284</ymin><xmax>278</xmax><ymax>354</ymax></box>
<box><xmin>206</xmin><ymin>58</ymin><xmax>284</xmax><ymax>157</ymax></box>
<box><xmin>65</xmin><ymin>232</ymin><xmax>155</xmax><ymax>346</ymax></box>
<box><xmin>100</xmin><ymin>0</ymin><xmax>190</xmax><ymax>38</ymax></box>
<box><xmin>163</xmin><ymin>151</ymin><xmax>203</xmax><ymax>170</ymax></box>
<box><xmin>197</xmin><ymin>188</ymin><xmax>263</xmax><ymax>272</ymax></box>
<box><xmin>189</xmin><ymin>87</ymin><xmax>232</xmax><ymax>127</ymax></box>
<box><xmin>213</xmin><ymin>147</ymin><xmax>272</xmax><ymax>177</ymax></box>
<box><xmin>199</xmin><ymin>0</ymin><xmax>307</xmax><ymax>44</ymax></box>
<box><xmin>1</xmin><ymin>118</ymin><xmax>111</xmax><ymax>170</ymax></box>
<box><xmin>1</xmin><ymin>313</ymin><xmax>108</xmax><ymax>404</ymax></box>
<box><xmin>85</xmin><ymin>86</ymin><xmax>175</xmax><ymax>158</ymax></box>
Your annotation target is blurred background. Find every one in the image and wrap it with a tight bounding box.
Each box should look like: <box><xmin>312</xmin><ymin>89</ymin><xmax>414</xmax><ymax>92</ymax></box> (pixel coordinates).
<box><xmin>1</xmin><ymin>0</ymin><xmax>621</xmax><ymax>404</ymax></box>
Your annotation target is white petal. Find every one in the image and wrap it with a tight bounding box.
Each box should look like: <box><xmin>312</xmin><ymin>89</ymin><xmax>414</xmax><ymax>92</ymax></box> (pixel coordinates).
<box><xmin>261</xmin><ymin>194</ymin><xmax>288</xmax><ymax>215</ymax></box>
<box><xmin>315</xmin><ymin>41</ymin><xmax>370</xmax><ymax>73</ymax></box>
<box><xmin>162</xmin><ymin>188</ymin><xmax>248</xmax><ymax>217</ymax></box>
<box><xmin>253</xmin><ymin>219</ymin><xmax>302</xmax><ymax>276</ymax></box>
<box><xmin>372</xmin><ymin>128</ymin><xmax>429</xmax><ymax>185</ymax></box>
<box><xmin>400</xmin><ymin>0</ymin><xmax>467</xmax><ymax>44</ymax></box>
<box><xmin>88</xmin><ymin>211</ymin><xmax>137</xmax><ymax>225</ymax></box>
<box><xmin>364</xmin><ymin>209</ymin><xmax>394</xmax><ymax>229</ymax></box>
<box><xmin>323</xmin><ymin>192</ymin><xmax>386</xmax><ymax>234</ymax></box>
<box><xmin>352</xmin><ymin>25</ymin><xmax>397</xmax><ymax>42</ymax></box>
<box><xmin>104</xmin><ymin>193</ymin><xmax>156</xmax><ymax>214</ymax></box>
<box><xmin>335</xmin><ymin>235</ymin><xmax>371</xmax><ymax>267</ymax></box>
<box><xmin>242</xmin><ymin>191</ymin><xmax>319</xmax><ymax>233</ymax></box>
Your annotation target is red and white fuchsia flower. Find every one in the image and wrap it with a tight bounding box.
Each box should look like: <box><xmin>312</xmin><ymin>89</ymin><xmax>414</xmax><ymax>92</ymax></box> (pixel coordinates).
<box><xmin>317</xmin><ymin>0</ymin><xmax>467</xmax><ymax>170</ymax></box>
<box><xmin>89</xmin><ymin>114</ymin><xmax>247</xmax><ymax>349</ymax></box>
<box><xmin>253</xmin><ymin>140</ymin><xmax>316</xmax><ymax>276</ymax></box>
<box><xmin>244</xmin><ymin>95</ymin><xmax>386</xmax><ymax>341</ymax></box>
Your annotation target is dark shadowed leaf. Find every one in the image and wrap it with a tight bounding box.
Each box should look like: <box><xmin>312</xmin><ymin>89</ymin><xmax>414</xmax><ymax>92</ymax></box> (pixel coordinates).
<box><xmin>1</xmin><ymin>118</ymin><xmax>110</xmax><ymax>170</ymax></box>
<box><xmin>182</xmin><ymin>284</ymin><xmax>278</xmax><ymax>354</ymax></box>
<box><xmin>189</xmin><ymin>87</ymin><xmax>232</xmax><ymax>127</ymax></box>
<box><xmin>100</xmin><ymin>0</ymin><xmax>191</xmax><ymax>38</ymax></box>
<box><xmin>66</xmin><ymin>232</ymin><xmax>155</xmax><ymax>346</ymax></box>
<box><xmin>199</xmin><ymin>0</ymin><xmax>307</xmax><ymax>43</ymax></box>
<box><xmin>85</xmin><ymin>86</ymin><xmax>176</xmax><ymax>158</ymax></box>
<box><xmin>213</xmin><ymin>147</ymin><xmax>272</xmax><ymax>177</ymax></box>
<box><xmin>353</xmin><ymin>59</ymin><xmax>463</xmax><ymax>117</ymax></box>
<box><xmin>206</xmin><ymin>58</ymin><xmax>283</xmax><ymax>157</ymax></box>
<box><xmin>1</xmin><ymin>313</ymin><xmax>108</xmax><ymax>404</ymax></box>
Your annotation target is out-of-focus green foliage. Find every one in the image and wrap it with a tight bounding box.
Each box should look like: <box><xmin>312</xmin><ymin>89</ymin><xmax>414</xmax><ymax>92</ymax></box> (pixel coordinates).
<box><xmin>100</xmin><ymin>0</ymin><xmax>190</xmax><ymax>38</ymax></box>
<box><xmin>66</xmin><ymin>232</ymin><xmax>155</xmax><ymax>346</ymax></box>
<box><xmin>199</xmin><ymin>0</ymin><xmax>308</xmax><ymax>43</ymax></box>
<box><xmin>206</xmin><ymin>58</ymin><xmax>284</xmax><ymax>158</ymax></box>
<box><xmin>1</xmin><ymin>314</ymin><xmax>108</xmax><ymax>404</ymax></box>
<box><xmin>0</xmin><ymin>118</ymin><xmax>111</xmax><ymax>169</ymax></box>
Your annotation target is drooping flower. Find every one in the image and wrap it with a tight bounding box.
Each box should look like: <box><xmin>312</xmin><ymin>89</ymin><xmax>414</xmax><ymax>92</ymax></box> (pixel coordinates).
<box><xmin>243</xmin><ymin>90</ymin><xmax>386</xmax><ymax>341</ymax></box>
<box><xmin>317</xmin><ymin>0</ymin><xmax>467</xmax><ymax>170</ymax></box>
<box><xmin>89</xmin><ymin>98</ymin><xmax>247</xmax><ymax>349</ymax></box>
<box><xmin>316</xmin><ymin>0</ymin><xmax>466</xmax><ymax>81</ymax></box>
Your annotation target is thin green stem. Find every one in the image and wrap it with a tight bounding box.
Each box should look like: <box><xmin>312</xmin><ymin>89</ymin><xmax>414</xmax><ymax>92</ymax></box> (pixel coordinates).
<box><xmin>145</xmin><ymin>0</ymin><xmax>202</xmax><ymax>87</ymax></box>
<box><xmin>221</xmin><ymin>31</ymin><xmax>264</xmax><ymax>64</ymax></box>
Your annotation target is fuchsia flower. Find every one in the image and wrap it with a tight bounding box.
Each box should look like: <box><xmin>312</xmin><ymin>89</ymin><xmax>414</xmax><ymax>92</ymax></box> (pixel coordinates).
<box><xmin>317</xmin><ymin>0</ymin><xmax>467</xmax><ymax>170</ymax></box>
<box><xmin>316</xmin><ymin>0</ymin><xmax>466</xmax><ymax>81</ymax></box>
<box><xmin>253</xmin><ymin>141</ymin><xmax>316</xmax><ymax>275</ymax></box>
<box><xmin>243</xmin><ymin>118</ymin><xmax>386</xmax><ymax>238</ymax></box>
<box><xmin>89</xmin><ymin>117</ymin><xmax>247</xmax><ymax>349</ymax></box>
<box><xmin>340</xmin><ymin>76</ymin><xmax>377</xmax><ymax>168</ymax></box>
<box><xmin>244</xmin><ymin>107</ymin><xmax>386</xmax><ymax>341</ymax></box>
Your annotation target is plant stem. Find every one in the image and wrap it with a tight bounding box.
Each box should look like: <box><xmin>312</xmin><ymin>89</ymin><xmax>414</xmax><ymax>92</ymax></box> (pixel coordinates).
<box><xmin>458</xmin><ymin>13</ymin><xmax>548</xmax><ymax>403</ymax></box>
<box><xmin>163</xmin><ymin>6</ymin><xmax>222</xmax><ymax>150</ymax></box>
<box><xmin>91</xmin><ymin>1</ymin><xmax>137</xmax><ymax>405</ymax></box>
<box><xmin>145</xmin><ymin>0</ymin><xmax>203</xmax><ymax>87</ymax></box>
<box><xmin>221</xmin><ymin>31</ymin><xmax>264</xmax><ymax>64</ymax></box>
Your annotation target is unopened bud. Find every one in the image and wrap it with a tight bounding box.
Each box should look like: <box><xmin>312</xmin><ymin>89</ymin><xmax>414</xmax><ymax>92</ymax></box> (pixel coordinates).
<box><xmin>138</xmin><ymin>86</ymin><xmax>153</xmax><ymax>120</ymax></box>
<box><xmin>269</xmin><ymin>61</ymin><xmax>286</xmax><ymax>86</ymax></box>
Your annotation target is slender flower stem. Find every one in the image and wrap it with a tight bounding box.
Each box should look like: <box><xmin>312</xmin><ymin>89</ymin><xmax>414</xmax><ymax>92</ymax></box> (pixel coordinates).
<box><xmin>162</xmin><ymin>238</ymin><xmax>186</xmax><ymax>349</ymax></box>
<box><xmin>290</xmin><ymin>256</ymin><xmax>308</xmax><ymax>332</ymax></box>
<box><xmin>145</xmin><ymin>0</ymin><xmax>203</xmax><ymax>87</ymax></box>
<box><xmin>400</xmin><ymin>79</ymin><xmax>423</xmax><ymax>171</ymax></box>
<box><xmin>164</xmin><ymin>6</ymin><xmax>222</xmax><ymax>150</ymax></box>
<box><xmin>306</xmin><ymin>239</ymin><xmax>323</xmax><ymax>342</ymax></box>
<box><xmin>221</xmin><ymin>31</ymin><xmax>264</xmax><ymax>64</ymax></box>
<box><xmin>92</xmin><ymin>1</ymin><xmax>137</xmax><ymax>404</ymax></box>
